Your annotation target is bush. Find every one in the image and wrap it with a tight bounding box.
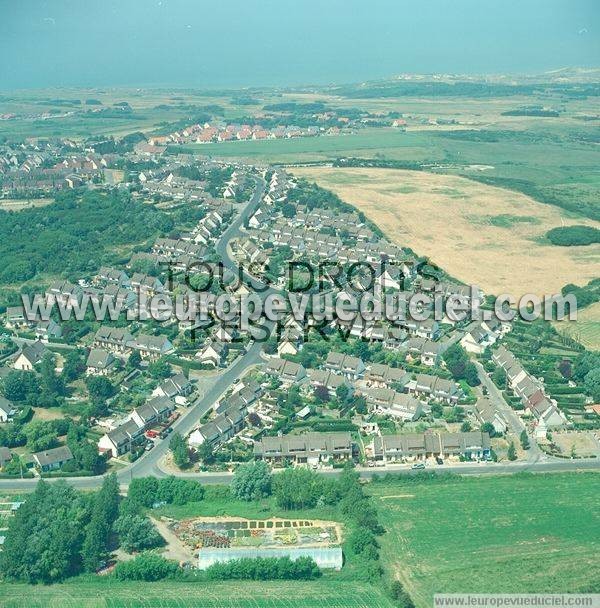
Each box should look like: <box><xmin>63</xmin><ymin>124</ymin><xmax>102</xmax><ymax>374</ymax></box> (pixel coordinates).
<box><xmin>128</xmin><ymin>476</ymin><xmax>203</xmax><ymax>507</ymax></box>
<box><xmin>204</xmin><ymin>556</ymin><xmax>321</xmax><ymax>581</ymax></box>
<box><xmin>546</xmin><ymin>225</ymin><xmax>600</xmax><ymax>247</ymax></box>
<box><xmin>114</xmin><ymin>552</ymin><xmax>180</xmax><ymax>581</ymax></box>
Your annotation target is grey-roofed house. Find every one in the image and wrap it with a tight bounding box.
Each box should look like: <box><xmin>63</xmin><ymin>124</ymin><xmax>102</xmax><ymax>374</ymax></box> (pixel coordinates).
<box><xmin>129</xmin><ymin>333</ymin><xmax>174</xmax><ymax>360</ymax></box>
<box><xmin>94</xmin><ymin>326</ymin><xmax>134</xmax><ymax>353</ymax></box>
<box><xmin>13</xmin><ymin>341</ymin><xmax>47</xmax><ymax>371</ymax></box>
<box><xmin>153</xmin><ymin>373</ymin><xmax>193</xmax><ymax>403</ymax></box>
<box><xmin>265</xmin><ymin>357</ymin><xmax>307</xmax><ymax>385</ymax></box>
<box><xmin>86</xmin><ymin>348</ymin><xmax>115</xmax><ymax>376</ymax></box>
<box><xmin>254</xmin><ymin>432</ymin><xmax>354</xmax><ymax>466</ymax></box>
<box><xmin>0</xmin><ymin>396</ymin><xmax>17</xmax><ymax>423</ymax></box>
<box><xmin>372</xmin><ymin>432</ymin><xmax>490</xmax><ymax>462</ymax></box>
<box><xmin>0</xmin><ymin>447</ymin><xmax>13</xmax><ymax>468</ymax></box>
<box><xmin>32</xmin><ymin>445</ymin><xmax>74</xmax><ymax>472</ymax></box>
<box><xmin>474</xmin><ymin>398</ymin><xmax>507</xmax><ymax>434</ymax></box>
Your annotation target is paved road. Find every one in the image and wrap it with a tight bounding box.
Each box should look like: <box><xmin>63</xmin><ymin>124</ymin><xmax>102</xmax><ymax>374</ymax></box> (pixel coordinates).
<box><xmin>475</xmin><ymin>360</ymin><xmax>544</xmax><ymax>462</ymax></box>
<box><xmin>2</xmin><ymin>453</ymin><xmax>598</xmax><ymax>491</ymax></box>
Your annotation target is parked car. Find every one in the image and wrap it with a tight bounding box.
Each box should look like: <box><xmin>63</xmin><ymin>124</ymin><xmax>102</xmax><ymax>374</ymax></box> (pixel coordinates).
<box><xmin>435</xmin><ymin>456</ymin><xmax>444</xmax><ymax>465</ymax></box>
<box><xmin>411</xmin><ymin>462</ymin><xmax>426</xmax><ymax>470</ymax></box>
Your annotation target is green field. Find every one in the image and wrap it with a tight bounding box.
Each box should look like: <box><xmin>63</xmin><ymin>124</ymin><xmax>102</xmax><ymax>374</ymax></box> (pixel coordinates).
<box><xmin>0</xmin><ymin>579</ymin><xmax>393</xmax><ymax>608</ymax></box>
<box><xmin>2</xmin><ymin>474</ymin><xmax>598</xmax><ymax>607</ymax></box>
<box><xmin>554</xmin><ymin>302</ymin><xmax>600</xmax><ymax>351</ymax></box>
<box><xmin>370</xmin><ymin>473</ymin><xmax>600</xmax><ymax>607</ymax></box>
<box><xmin>178</xmin><ymin>126</ymin><xmax>599</xmax><ymax>221</ymax></box>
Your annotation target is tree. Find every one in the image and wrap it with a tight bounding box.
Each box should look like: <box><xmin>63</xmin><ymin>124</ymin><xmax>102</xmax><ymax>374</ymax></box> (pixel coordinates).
<box><xmin>430</xmin><ymin>402</ymin><xmax>444</xmax><ymax>418</ymax></box>
<box><xmin>335</xmin><ymin>384</ymin><xmax>350</xmax><ymax>402</ymax></box>
<box><xmin>1</xmin><ymin>370</ymin><xmax>39</xmax><ymax>402</ymax></box>
<box><xmin>443</xmin><ymin>344</ymin><xmax>468</xmax><ymax>379</ymax></box>
<box><xmin>155</xmin><ymin>476</ymin><xmax>204</xmax><ymax>505</ymax></box>
<box><xmin>197</xmin><ymin>440</ymin><xmax>215</xmax><ymax>465</ymax></box>
<box><xmin>81</xmin><ymin>473</ymin><xmax>120</xmax><ymax>571</ymax></box>
<box><xmin>460</xmin><ymin>421</ymin><xmax>472</xmax><ymax>432</ymax></box>
<box><xmin>348</xmin><ymin>528</ymin><xmax>379</xmax><ymax>556</ymax></box>
<box><xmin>128</xmin><ymin>477</ymin><xmax>159</xmax><ymax>507</ymax></box>
<box><xmin>22</xmin><ymin>419</ymin><xmax>58</xmax><ymax>452</ymax></box>
<box><xmin>314</xmin><ymin>384</ymin><xmax>330</xmax><ymax>403</ymax></box>
<box><xmin>507</xmin><ymin>441</ymin><xmax>517</xmax><ymax>461</ymax></box>
<box><xmin>584</xmin><ymin>368</ymin><xmax>600</xmax><ymax>403</ymax></box>
<box><xmin>573</xmin><ymin>352</ymin><xmax>600</xmax><ymax>382</ymax></box>
<box><xmin>40</xmin><ymin>353</ymin><xmax>65</xmax><ymax>396</ymax></box>
<box><xmin>492</xmin><ymin>367</ymin><xmax>507</xmax><ymax>389</ymax></box>
<box><xmin>464</xmin><ymin>362</ymin><xmax>480</xmax><ymax>387</ymax></box>
<box><xmin>127</xmin><ymin>349</ymin><xmax>142</xmax><ymax>369</ymax></box>
<box><xmin>231</xmin><ymin>461</ymin><xmax>272</xmax><ymax>501</ymax></box>
<box><xmin>281</xmin><ymin>203</ymin><xmax>296</xmax><ymax>218</ymax></box>
<box><xmin>519</xmin><ymin>430</ymin><xmax>530</xmax><ymax>450</ymax></box>
<box><xmin>114</xmin><ymin>514</ymin><xmax>164</xmax><ymax>553</ymax></box>
<box><xmin>480</xmin><ymin>422</ymin><xmax>496</xmax><ymax>437</ymax></box>
<box><xmin>0</xmin><ymin>480</ymin><xmax>87</xmax><ymax>583</ymax></box>
<box><xmin>170</xmin><ymin>432</ymin><xmax>191</xmax><ymax>469</ymax></box>
<box><xmin>273</xmin><ymin>468</ymin><xmax>322</xmax><ymax>510</ymax></box>
<box><xmin>148</xmin><ymin>358</ymin><xmax>171</xmax><ymax>379</ymax></box>
<box><xmin>62</xmin><ymin>349</ymin><xmax>85</xmax><ymax>383</ymax></box>
<box><xmin>389</xmin><ymin>580</ymin><xmax>415</xmax><ymax>608</ymax></box>
<box><xmin>85</xmin><ymin>376</ymin><xmax>115</xmax><ymax>401</ymax></box>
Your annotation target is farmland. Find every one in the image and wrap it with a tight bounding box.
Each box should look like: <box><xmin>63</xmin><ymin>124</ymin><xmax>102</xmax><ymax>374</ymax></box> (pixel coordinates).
<box><xmin>553</xmin><ymin>301</ymin><xmax>600</xmax><ymax>351</ymax></box>
<box><xmin>292</xmin><ymin>166</ymin><xmax>600</xmax><ymax>296</ymax></box>
<box><xmin>2</xmin><ymin>474</ymin><xmax>598</xmax><ymax>608</ymax></box>
<box><xmin>0</xmin><ymin>578</ymin><xmax>394</xmax><ymax>608</ymax></box>
<box><xmin>369</xmin><ymin>473</ymin><xmax>600</xmax><ymax>608</ymax></box>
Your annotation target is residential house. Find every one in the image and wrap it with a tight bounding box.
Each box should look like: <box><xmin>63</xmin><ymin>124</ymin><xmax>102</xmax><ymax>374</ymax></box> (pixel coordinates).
<box><xmin>5</xmin><ymin>306</ymin><xmax>30</xmax><ymax>330</ymax></box>
<box><xmin>188</xmin><ymin>405</ymin><xmax>246</xmax><ymax>449</ymax></box>
<box><xmin>253</xmin><ymin>432</ymin><xmax>354</xmax><ymax>466</ymax></box>
<box><xmin>153</xmin><ymin>373</ymin><xmax>193</xmax><ymax>405</ymax></box>
<box><xmin>365</xmin><ymin>364</ymin><xmax>411</xmax><ymax>389</ymax></box>
<box><xmin>94</xmin><ymin>326</ymin><xmax>134</xmax><ymax>353</ymax></box>
<box><xmin>32</xmin><ymin>446</ymin><xmax>74</xmax><ymax>472</ymax></box>
<box><xmin>13</xmin><ymin>341</ymin><xmax>47</xmax><ymax>371</ymax></box>
<box><xmin>0</xmin><ymin>397</ymin><xmax>17</xmax><ymax>423</ymax></box>
<box><xmin>306</xmin><ymin>369</ymin><xmax>350</xmax><ymax>397</ymax></box>
<box><xmin>363</xmin><ymin>388</ymin><xmax>423</xmax><ymax>421</ymax></box>
<box><xmin>410</xmin><ymin>373</ymin><xmax>460</xmax><ymax>403</ymax></box>
<box><xmin>265</xmin><ymin>357</ymin><xmax>307</xmax><ymax>385</ymax></box>
<box><xmin>34</xmin><ymin>319</ymin><xmax>62</xmax><ymax>342</ymax></box>
<box><xmin>129</xmin><ymin>333</ymin><xmax>174</xmax><ymax>360</ymax></box>
<box><xmin>324</xmin><ymin>352</ymin><xmax>365</xmax><ymax>380</ymax></box>
<box><xmin>372</xmin><ymin>431</ymin><xmax>490</xmax><ymax>463</ymax></box>
<box><xmin>197</xmin><ymin>340</ymin><xmax>227</xmax><ymax>367</ymax></box>
<box><xmin>129</xmin><ymin>396</ymin><xmax>175</xmax><ymax>429</ymax></box>
<box><xmin>474</xmin><ymin>398</ymin><xmax>507</xmax><ymax>434</ymax></box>
<box><xmin>0</xmin><ymin>447</ymin><xmax>12</xmax><ymax>469</ymax></box>
<box><xmin>98</xmin><ymin>419</ymin><xmax>145</xmax><ymax>458</ymax></box>
<box><xmin>85</xmin><ymin>348</ymin><xmax>116</xmax><ymax>376</ymax></box>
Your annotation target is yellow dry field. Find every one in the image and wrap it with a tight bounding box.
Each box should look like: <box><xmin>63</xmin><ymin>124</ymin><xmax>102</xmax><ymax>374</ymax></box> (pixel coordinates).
<box><xmin>292</xmin><ymin>167</ymin><xmax>600</xmax><ymax>297</ymax></box>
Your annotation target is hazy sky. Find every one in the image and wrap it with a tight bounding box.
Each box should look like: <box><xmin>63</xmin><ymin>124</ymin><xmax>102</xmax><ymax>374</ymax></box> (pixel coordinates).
<box><xmin>1</xmin><ymin>0</ymin><xmax>598</xmax><ymax>90</ymax></box>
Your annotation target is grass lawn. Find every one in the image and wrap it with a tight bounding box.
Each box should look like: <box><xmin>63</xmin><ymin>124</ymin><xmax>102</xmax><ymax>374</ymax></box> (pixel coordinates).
<box><xmin>370</xmin><ymin>472</ymin><xmax>600</xmax><ymax>608</ymax></box>
<box><xmin>0</xmin><ymin>578</ymin><xmax>394</xmax><ymax>608</ymax></box>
